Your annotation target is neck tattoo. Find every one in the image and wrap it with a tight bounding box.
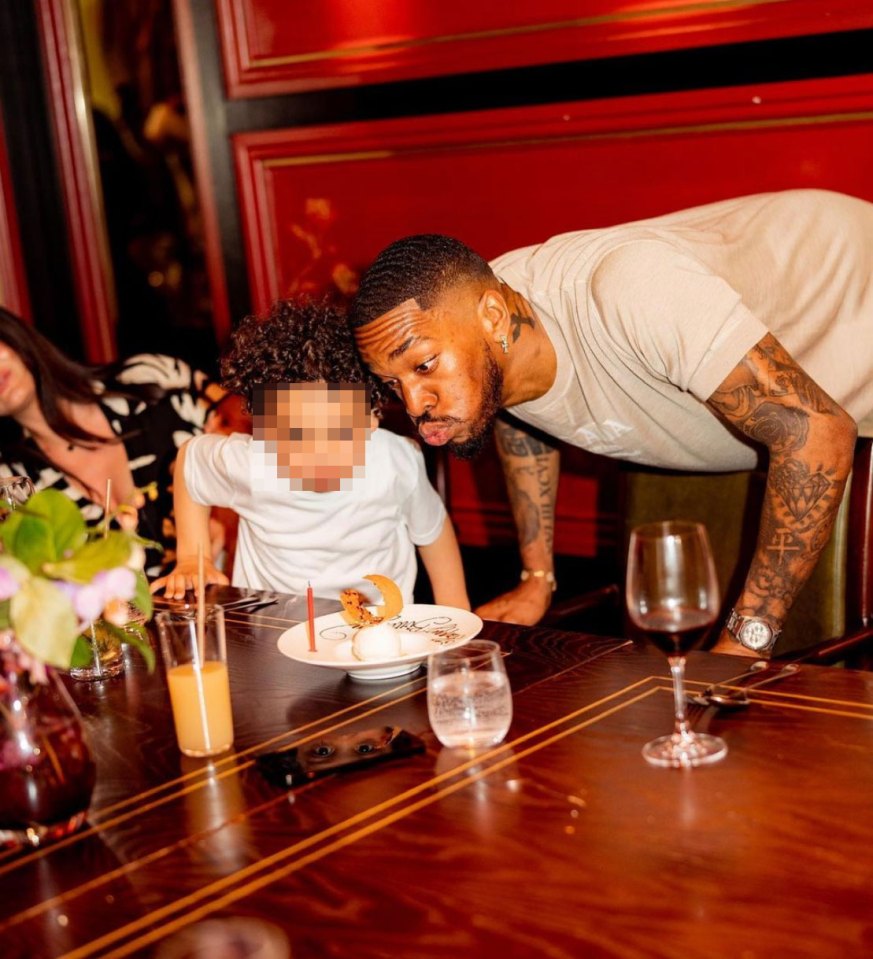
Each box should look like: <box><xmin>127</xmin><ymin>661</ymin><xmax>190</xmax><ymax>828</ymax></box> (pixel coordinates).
<box><xmin>509</xmin><ymin>311</ymin><xmax>535</xmax><ymax>343</ymax></box>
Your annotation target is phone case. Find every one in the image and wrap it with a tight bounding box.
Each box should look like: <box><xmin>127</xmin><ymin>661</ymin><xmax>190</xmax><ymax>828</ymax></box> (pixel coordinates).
<box><xmin>255</xmin><ymin>726</ymin><xmax>425</xmax><ymax>789</ymax></box>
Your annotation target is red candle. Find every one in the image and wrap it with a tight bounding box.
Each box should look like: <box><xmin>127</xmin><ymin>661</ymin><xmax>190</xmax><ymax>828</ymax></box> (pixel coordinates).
<box><xmin>306</xmin><ymin>581</ymin><xmax>316</xmax><ymax>652</ymax></box>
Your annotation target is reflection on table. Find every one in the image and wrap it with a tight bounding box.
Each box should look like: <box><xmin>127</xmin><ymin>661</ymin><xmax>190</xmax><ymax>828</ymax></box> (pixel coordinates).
<box><xmin>1</xmin><ymin>587</ymin><xmax>872</xmax><ymax>959</ymax></box>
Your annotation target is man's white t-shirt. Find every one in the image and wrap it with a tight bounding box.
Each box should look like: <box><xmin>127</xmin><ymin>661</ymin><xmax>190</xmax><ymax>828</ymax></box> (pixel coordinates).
<box><xmin>492</xmin><ymin>190</ymin><xmax>873</xmax><ymax>470</ymax></box>
<box><xmin>183</xmin><ymin>427</ymin><xmax>446</xmax><ymax>601</ymax></box>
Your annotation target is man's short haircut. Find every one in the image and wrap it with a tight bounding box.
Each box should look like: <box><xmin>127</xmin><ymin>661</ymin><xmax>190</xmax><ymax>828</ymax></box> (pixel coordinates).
<box><xmin>352</xmin><ymin>234</ymin><xmax>496</xmax><ymax>328</ymax></box>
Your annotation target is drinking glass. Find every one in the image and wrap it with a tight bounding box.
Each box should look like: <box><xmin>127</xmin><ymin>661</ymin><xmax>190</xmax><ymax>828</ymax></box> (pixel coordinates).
<box><xmin>427</xmin><ymin>640</ymin><xmax>512</xmax><ymax>749</ymax></box>
<box><xmin>0</xmin><ymin>476</ymin><xmax>35</xmax><ymax>517</ymax></box>
<box><xmin>626</xmin><ymin>520</ymin><xmax>727</xmax><ymax>768</ymax></box>
<box><xmin>156</xmin><ymin>605</ymin><xmax>234</xmax><ymax>758</ymax></box>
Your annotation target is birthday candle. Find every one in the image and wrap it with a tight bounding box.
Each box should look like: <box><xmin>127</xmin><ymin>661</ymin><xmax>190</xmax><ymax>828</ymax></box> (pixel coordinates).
<box><xmin>306</xmin><ymin>581</ymin><xmax>316</xmax><ymax>652</ymax></box>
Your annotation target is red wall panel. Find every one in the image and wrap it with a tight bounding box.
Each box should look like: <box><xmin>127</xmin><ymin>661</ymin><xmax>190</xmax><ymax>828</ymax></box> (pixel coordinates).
<box><xmin>36</xmin><ymin>0</ymin><xmax>116</xmax><ymax>362</ymax></box>
<box><xmin>233</xmin><ymin>72</ymin><xmax>873</xmax><ymax>553</ymax></box>
<box><xmin>217</xmin><ymin>0</ymin><xmax>873</xmax><ymax>98</ymax></box>
<box><xmin>0</xmin><ymin>113</ymin><xmax>31</xmax><ymax>320</ymax></box>
<box><xmin>234</xmin><ymin>74</ymin><xmax>873</xmax><ymax>312</ymax></box>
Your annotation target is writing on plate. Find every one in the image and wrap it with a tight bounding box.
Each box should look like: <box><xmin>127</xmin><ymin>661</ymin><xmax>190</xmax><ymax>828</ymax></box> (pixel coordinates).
<box><xmin>319</xmin><ymin>615</ymin><xmax>463</xmax><ymax>644</ymax></box>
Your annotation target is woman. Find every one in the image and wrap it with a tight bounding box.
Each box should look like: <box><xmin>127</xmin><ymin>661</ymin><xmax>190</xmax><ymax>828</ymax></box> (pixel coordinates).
<box><xmin>0</xmin><ymin>308</ymin><xmax>217</xmax><ymax>576</ymax></box>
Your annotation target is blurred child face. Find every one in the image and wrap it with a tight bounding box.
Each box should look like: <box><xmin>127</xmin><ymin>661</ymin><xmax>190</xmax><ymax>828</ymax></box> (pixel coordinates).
<box><xmin>254</xmin><ymin>382</ymin><xmax>373</xmax><ymax>492</ymax></box>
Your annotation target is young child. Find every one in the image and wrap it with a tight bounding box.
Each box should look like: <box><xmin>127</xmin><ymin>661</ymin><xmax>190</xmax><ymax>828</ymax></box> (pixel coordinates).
<box><xmin>154</xmin><ymin>299</ymin><xmax>469</xmax><ymax>609</ymax></box>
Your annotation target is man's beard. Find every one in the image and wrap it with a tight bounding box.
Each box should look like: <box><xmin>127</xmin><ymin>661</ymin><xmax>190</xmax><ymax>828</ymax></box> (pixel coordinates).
<box><xmin>446</xmin><ymin>349</ymin><xmax>504</xmax><ymax>460</ymax></box>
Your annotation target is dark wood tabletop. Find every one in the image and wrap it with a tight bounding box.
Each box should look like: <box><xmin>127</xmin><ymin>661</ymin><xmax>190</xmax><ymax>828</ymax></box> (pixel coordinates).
<box><xmin>2</xmin><ymin>587</ymin><xmax>873</xmax><ymax>959</ymax></box>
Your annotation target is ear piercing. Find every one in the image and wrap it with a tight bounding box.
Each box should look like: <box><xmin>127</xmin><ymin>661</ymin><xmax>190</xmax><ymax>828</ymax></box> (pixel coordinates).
<box><xmin>499</xmin><ymin>335</ymin><xmax>509</xmax><ymax>354</ymax></box>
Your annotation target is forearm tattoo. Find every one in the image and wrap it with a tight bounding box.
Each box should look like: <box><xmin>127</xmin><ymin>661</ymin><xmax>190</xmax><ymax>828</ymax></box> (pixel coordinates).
<box><xmin>494</xmin><ymin>419</ymin><xmax>557</xmax><ymax>555</ymax></box>
<box><xmin>512</xmin><ymin>488</ymin><xmax>542</xmax><ymax>549</ymax></box>
<box><xmin>746</xmin><ymin>457</ymin><xmax>842</xmax><ymax>614</ymax></box>
<box><xmin>495</xmin><ymin>424</ymin><xmax>553</xmax><ymax>458</ymax></box>
<box><xmin>708</xmin><ymin>335</ymin><xmax>853</xmax><ymax>622</ymax></box>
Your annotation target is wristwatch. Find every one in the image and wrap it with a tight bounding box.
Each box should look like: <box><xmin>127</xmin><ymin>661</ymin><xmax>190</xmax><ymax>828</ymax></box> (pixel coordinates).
<box><xmin>725</xmin><ymin>608</ymin><xmax>781</xmax><ymax>653</ymax></box>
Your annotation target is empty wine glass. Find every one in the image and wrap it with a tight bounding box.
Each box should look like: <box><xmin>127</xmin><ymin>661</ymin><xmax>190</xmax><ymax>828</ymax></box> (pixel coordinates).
<box><xmin>626</xmin><ymin>520</ymin><xmax>727</xmax><ymax>768</ymax></box>
<box><xmin>0</xmin><ymin>476</ymin><xmax>35</xmax><ymax>518</ymax></box>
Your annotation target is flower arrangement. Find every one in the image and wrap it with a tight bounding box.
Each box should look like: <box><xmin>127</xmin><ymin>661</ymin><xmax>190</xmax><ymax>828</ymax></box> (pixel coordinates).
<box><xmin>0</xmin><ymin>489</ymin><xmax>153</xmax><ymax>672</ymax></box>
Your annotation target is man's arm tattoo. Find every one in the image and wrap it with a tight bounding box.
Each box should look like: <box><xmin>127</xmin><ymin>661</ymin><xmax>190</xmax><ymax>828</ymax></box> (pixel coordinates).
<box><xmin>709</xmin><ymin>339</ymin><xmax>840</xmax><ymax>425</ymax></box>
<box><xmin>744</xmin><ymin>458</ymin><xmax>842</xmax><ymax>616</ymax></box>
<box><xmin>511</xmin><ymin>487</ymin><xmax>541</xmax><ymax>548</ymax></box>
<box><xmin>494</xmin><ymin>419</ymin><xmax>557</xmax><ymax>557</ymax></box>
<box><xmin>495</xmin><ymin>423</ymin><xmax>552</xmax><ymax>458</ymax></box>
<box><xmin>707</xmin><ymin>335</ymin><xmax>852</xmax><ymax>622</ymax></box>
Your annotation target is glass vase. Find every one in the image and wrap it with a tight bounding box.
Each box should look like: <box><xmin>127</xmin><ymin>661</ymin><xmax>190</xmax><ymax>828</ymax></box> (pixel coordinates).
<box><xmin>69</xmin><ymin>619</ymin><xmax>125</xmax><ymax>682</ymax></box>
<box><xmin>0</xmin><ymin>633</ymin><xmax>96</xmax><ymax>851</ymax></box>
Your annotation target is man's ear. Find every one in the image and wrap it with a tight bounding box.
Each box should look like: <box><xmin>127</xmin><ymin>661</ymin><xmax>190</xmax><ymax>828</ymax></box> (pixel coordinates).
<box><xmin>477</xmin><ymin>288</ymin><xmax>510</xmax><ymax>346</ymax></box>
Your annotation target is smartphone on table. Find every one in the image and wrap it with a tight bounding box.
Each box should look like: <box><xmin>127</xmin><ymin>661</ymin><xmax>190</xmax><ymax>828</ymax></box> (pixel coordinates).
<box><xmin>255</xmin><ymin>726</ymin><xmax>425</xmax><ymax>789</ymax></box>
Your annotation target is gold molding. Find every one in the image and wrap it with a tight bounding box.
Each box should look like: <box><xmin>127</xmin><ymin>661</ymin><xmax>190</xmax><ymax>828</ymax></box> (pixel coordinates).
<box><xmin>241</xmin><ymin>0</ymin><xmax>795</xmax><ymax>68</ymax></box>
<box><xmin>257</xmin><ymin>109</ymin><xmax>873</xmax><ymax>172</ymax></box>
<box><xmin>14</xmin><ymin>670</ymin><xmax>872</xmax><ymax>955</ymax></box>
<box><xmin>0</xmin><ymin>672</ymin><xmax>427</xmax><ymax>875</ymax></box>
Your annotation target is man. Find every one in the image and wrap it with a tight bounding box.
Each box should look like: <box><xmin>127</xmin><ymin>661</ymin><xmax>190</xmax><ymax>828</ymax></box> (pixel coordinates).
<box><xmin>351</xmin><ymin>189</ymin><xmax>873</xmax><ymax>657</ymax></box>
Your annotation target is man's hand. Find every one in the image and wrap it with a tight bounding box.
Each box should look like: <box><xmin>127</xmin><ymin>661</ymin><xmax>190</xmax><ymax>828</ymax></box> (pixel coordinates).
<box><xmin>475</xmin><ymin>576</ymin><xmax>553</xmax><ymax>625</ymax></box>
<box><xmin>707</xmin><ymin>333</ymin><xmax>857</xmax><ymax>651</ymax></box>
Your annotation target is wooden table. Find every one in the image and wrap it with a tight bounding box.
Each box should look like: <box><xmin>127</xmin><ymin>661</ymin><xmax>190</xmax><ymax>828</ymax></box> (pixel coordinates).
<box><xmin>2</xmin><ymin>589</ymin><xmax>873</xmax><ymax>958</ymax></box>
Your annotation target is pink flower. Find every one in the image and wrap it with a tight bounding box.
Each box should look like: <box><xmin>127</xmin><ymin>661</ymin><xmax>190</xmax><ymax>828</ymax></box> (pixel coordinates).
<box><xmin>71</xmin><ymin>583</ymin><xmax>105</xmax><ymax>624</ymax></box>
<box><xmin>93</xmin><ymin>567</ymin><xmax>137</xmax><ymax>602</ymax></box>
<box><xmin>0</xmin><ymin>567</ymin><xmax>18</xmax><ymax>602</ymax></box>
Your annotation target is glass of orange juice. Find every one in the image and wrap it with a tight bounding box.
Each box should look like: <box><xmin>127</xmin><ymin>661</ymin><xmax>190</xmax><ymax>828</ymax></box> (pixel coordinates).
<box><xmin>156</xmin><ymin>605</ymin><xmax>234</xmax><ymax>757</ymax></box>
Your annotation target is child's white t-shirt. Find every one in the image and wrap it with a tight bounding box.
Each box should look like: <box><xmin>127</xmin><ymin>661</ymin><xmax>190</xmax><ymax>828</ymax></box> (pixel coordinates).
<box><xmin>183</xmin><ymin>427</ymin><xmax>447</xmax><ymax>601</ymax></box>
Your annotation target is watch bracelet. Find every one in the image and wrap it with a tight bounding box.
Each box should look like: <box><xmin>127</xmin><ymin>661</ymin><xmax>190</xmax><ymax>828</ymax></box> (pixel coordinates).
<box><xmin>725</xmin><ymin>608</ymin><xmax>780</xmax><ymax>649</ymax></box>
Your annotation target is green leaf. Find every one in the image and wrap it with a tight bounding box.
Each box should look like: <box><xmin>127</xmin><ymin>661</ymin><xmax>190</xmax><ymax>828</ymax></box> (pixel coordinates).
<box><xmin>114</xmin><ymin>621</ymin><xmax>155</xmax><ymax>672</ymax></box>
<box><xmin>10</xmin><ymin>578</ymin><xmax>80</xmax><ymax>668</ymax></box>
<box><xmin>0</xmin><ymin>509</ymin><xmax>23</xmax><ymax>552</ymax></box>
<box><xmin>7</xmin><ymin>513</ymin><xmax>56</xmax><ymax>572</ymax></box>
<box><xmin>0</xmin><ymin>491</ymin><xmax>88</xmax><ymax>573</ymax></box>
<box><xmin>139</xmin><ymin>537</ymin><xmax>163</xmax><ymax>553</ymax></box>
<box><xmin>132</xmin><ymin>533</ymin><xmax>163</xmax><ymax>553</ymax></box>
<box><xmin>43</xmin><ymin>533</ymin><xmax>133</xmax><ymax>584</ymax></box>
<box><xmin>132</xmin><ymin>571</ymin><xmax>153</xmax><ymax>620</ymax></box>
<box><xmin>99</xmin><ymin>620</ymin><xmax>155</xmax><ymax>672</ymax></box>
<box><xmin>70</xmin><ymin>634</ymin><xmax>94</xmax><ymax>668</ymax></box>
<box><xmin>25</xmin><ymin>489</ymin><xmax>88</xmax><ymax>556</ymax></box>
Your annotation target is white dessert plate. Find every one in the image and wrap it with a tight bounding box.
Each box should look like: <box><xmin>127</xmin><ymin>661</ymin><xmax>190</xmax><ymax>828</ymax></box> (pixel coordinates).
<box><xmin>277</xmin><ymin>604</ymin><xmax>484</xmax><ymax>680</ymax></box>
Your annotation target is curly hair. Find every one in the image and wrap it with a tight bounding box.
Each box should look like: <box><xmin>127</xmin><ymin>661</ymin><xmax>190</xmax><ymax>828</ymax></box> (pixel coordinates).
<box><xmin>220</xmin><ymin>298</ymin><xmax>390</xmax><ymax>412</ymax></box>
<box><xmin>352</xmin><ymin>234</ymin><xmax>496</xmax><ymax>328</ymax></box>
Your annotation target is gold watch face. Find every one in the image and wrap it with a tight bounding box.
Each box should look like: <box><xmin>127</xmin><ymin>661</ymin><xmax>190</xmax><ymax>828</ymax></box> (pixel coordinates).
<box><xmin>738</xmin><ymin>619</ymin><xmax>774</xmax><ymax>650</ymax></box>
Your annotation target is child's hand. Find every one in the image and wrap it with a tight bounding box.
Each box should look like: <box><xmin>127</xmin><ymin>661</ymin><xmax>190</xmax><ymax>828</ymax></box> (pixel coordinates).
<box><xmin>150</xmin><ymin>559</ymin><xmax>229</xmax><ymax>600</ymax></box>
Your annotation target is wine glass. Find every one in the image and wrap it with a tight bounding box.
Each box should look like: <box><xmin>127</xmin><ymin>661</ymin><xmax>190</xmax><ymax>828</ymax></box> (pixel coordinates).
<box><xmin>0</xmin><ymin>476</ymin><xmax>35</xmax><ymax>519</ymax></box>
<box><xmin>626</xmin><ymin>520</ymin><xmax>727</xmax><ymax>768</ymax></box>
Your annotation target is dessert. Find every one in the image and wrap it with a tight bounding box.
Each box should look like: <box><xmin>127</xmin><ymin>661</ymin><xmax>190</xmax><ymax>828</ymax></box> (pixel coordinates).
<box><xmin>339</xmin><ymin>574</ymin><xmax>405</xmax><ymax>662</ymax></box>
<box><xmin>351</xmin><ymin>620</ymin><xmax>402</xmax><ymax>661</ymax></box>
